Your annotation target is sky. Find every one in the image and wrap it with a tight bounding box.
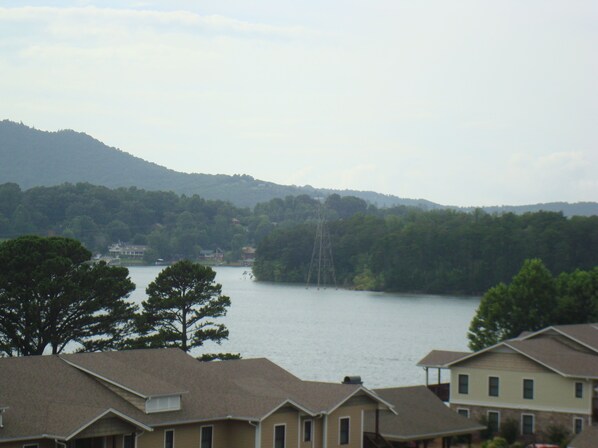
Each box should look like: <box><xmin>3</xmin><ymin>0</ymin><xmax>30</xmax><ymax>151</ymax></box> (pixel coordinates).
<box><xmin>1</xmin><ymin>1</ymin><xmax>596</xmax><ymax>207</ymax></box>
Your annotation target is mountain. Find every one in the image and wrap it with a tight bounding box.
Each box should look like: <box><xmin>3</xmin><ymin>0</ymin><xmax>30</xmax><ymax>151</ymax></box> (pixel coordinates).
<box><xmin>0</xmin><ymin>120</ymin><xmax>438</xmax><ymax>209</ymax></box>
<box><xmin>1</xmin><ymin>120</ymin><xmax>596</xmax><ymax>215</ymax></box>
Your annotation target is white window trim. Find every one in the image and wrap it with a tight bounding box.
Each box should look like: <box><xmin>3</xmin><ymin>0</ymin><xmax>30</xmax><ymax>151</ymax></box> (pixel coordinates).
<box><xmin>573</xmin><ymin>417</ymin><xmax>584</xmax><ymax>434</ymax></box>
<box><xmin>200</xmin><ymin>425</ymin><xmax>214</xmax><ymax>448</ymax></box>
<box><xmin>487</xmin><ymin>410</ymin><xmax>501</xmax><ymax>432</ymax></box>
<box><xmin>523</xmin><ymin>378</ymin><xmax>534</xmax><ymax>400</ymax></box>
<box><xmin>164</xmin><ymin>429</ymin><xmax>175</xmax><ymax>448</ymax></box>
<box><xmin>488</xmin><ymin>375</ymin><xmax>500</xmax><ymax>397</ymax></box>
<box><xmin>339</xmin><ymin>416</ymin><xmax>350</xmax><ymax>445</ymax></box>
<box><xmin>457</xmin><ymin>408</ymin><xmax>470</xmax><ymax>418</ymax></box>
<box><xmin>303</xmin><ymin>419</ymin><xmax>313</xmax><ymax>443</ymax></box>
<box><xmin>521</xmin><ymin>413</ymin><xmax>535</xmax><ymax>435</ymax></box>
<box><xmin>274</xmin><ymin>423</ymin><xmax>286</xmax><ymax>448</ymax></box>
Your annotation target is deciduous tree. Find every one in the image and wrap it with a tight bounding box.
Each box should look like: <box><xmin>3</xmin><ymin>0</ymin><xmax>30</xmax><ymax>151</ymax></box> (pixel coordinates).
<box><xmin>468</xmin><ymin>259</ymin><xmax>557</xmax><ymax>350</ymax></box>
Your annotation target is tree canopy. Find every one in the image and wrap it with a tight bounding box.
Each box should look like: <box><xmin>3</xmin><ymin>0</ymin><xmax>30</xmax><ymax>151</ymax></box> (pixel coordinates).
<box><xmin>0</xmin><ymin>235</ymin><xmax>136</xmax><ymax>356</ymax></box>
<box><xmin>137</xmin><ymin>260</ymin><xmax>233</xmax><ymax>355</ymax></box>
<box><xmin>255</xmin><ymin>209</ymin><xmax>598</xmax><ymax>294</ymax></box>
<box><xmin>467</xmin><ymin>259</ymin><xmax>598</xmax><ymax>351</ymax></box>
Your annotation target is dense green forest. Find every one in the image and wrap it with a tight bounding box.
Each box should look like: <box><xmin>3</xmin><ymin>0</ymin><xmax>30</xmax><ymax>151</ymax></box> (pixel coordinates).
<box><xmin>1</xmin><ymin>181</ymin><xmax>597</xmax><ymax>295</ymax></box>
<box><xmin>253</xmin><ymin>209</ymin><xmax>598</xmax><ymax>295</ymax></box>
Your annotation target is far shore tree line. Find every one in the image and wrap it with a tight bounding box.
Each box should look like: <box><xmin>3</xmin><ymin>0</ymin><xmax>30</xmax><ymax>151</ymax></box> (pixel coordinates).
<box><xmin>1</xmin><ymin>182</ymin><xmax>596</xmax><ymax>297</ymax></box>
<box><xmin>0</xmin><ymin>235</ymin><xmax>237</xmax><ymax>360</ymax></box>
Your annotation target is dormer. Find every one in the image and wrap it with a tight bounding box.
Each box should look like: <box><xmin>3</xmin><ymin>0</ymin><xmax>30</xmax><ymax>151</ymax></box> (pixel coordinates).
<box><xmin>59</xmin><ymin>352</ymin><xmax>187</xmax><ymax>414</ymax></box>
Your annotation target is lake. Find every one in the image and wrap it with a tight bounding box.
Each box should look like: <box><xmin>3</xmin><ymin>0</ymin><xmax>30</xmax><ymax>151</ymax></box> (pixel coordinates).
<box><xmin>128</xmin><ymin>266</ymin><xmax>480</xmax><ymax>388</ymax></box>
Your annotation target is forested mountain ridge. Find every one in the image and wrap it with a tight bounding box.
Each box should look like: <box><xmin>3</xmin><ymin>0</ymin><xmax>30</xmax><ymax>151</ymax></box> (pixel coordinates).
<box><xmin>0</xmin><ymin>120</ymin><xmax>438</xmax><ymax>209</ymax></box>
<box><xmin>2</xmin><ymin>119</ymin><xmax>596</xmax><ymax>215</ymax></box>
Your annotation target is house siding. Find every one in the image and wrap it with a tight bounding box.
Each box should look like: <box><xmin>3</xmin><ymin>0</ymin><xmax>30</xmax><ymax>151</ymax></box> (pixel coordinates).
<box><xmin>326</xmin><ymin>401</ymin><xmax>376</xmax><ymax>448</ymax></box>
<box><xmin>137</xmin><ymin>421</ymin><xmax>256</xmax><ymax>448</ymax></box>
<box><xmin>454</xmin><ymin>404</ymin><xmax>592</xmax><ymax>439</ymax></box>
<box><xmin>456</xmin><ymin>352</ymin><xmax>548</xmax><ymax>373</ymax></box>
<box><xmin>451</xmin><ymin>366</ymin><xmax>592</xmax><ymax>414</ymax></box>
<box><xmin>261</xmin><ymin>407</ymin><xmax>300</xmax><ymax>448</ymax></box>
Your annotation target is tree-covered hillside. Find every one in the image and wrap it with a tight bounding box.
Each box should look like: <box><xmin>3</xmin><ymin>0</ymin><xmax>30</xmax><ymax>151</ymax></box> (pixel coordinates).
<box><xmin>2</xmin><ymin>120</ymin><xmax>596</xmax><ymax>215</ymax></box>
<box><xmin>0</xmin><ymin>120</ymin><xmax>438</xmax><ymax>209</ymax></box>
<box><xmin>253</xmin><ymin>209</ymin><xmax>598</xmax><ymax>295</ymax></box>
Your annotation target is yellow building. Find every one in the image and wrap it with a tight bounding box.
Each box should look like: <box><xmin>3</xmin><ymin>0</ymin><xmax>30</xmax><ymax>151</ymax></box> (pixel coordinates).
<box><xmin>420</xmin><ymin>323</ymin><xmax>598</xmax><ymax>442</ymax></box>
<box><xmin>0</xmin><ymin>349</ymin><xmax>394</xmax><ymax>448</ymax></box>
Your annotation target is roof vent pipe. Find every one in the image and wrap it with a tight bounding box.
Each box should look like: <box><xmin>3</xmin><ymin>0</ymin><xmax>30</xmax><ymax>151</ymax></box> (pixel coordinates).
<box><xmin>342</xmin><ymin>376</ymin><xmax>362</xmax><ymax>385</ymax></box>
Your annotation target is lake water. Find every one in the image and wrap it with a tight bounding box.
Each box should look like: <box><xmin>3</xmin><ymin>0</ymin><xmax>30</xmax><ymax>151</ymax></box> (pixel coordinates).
<box><xmin>128</xmin><ymin>266</ymin><xmax>480</xmax><ymax>388</ymax></box>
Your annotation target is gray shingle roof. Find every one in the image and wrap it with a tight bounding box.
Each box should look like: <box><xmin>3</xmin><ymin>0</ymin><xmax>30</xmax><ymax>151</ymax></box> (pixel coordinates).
<box><xmin>506</xmin><ymin>336</ymin><xmax>598</xmax><ymax>378</ymax></box>
<box><xmin>365</xmin><ymin>386</ymin><xmax>485</xmax><ymax>441</ymax></box>
<box><xmin>0</xmin><ymin>349</ymin><xmax>391</xmax><ymax>441</ymax></box>
<box><xmin>417</xmin><ymin>350</ymin><xmax>470</xmax><ymax>368</ymax></box>
<box><xmin>60</xmin><ymin>350</ymin><xmax>187</xmax><ymax>397</ymax></box>
<box><xmin>447</xmin><ymin>324</ymin><xmax>598</xmax><ymax>379</ymax></box>
<box><xmin>551</xmin><ymin>323</ymin><xmax>598</xmax><ymax>352</ymax></box>
<box><xmin>568</xmin><ymin>425</ymin><xmax>598</xmax><ymax>448</ymax></box>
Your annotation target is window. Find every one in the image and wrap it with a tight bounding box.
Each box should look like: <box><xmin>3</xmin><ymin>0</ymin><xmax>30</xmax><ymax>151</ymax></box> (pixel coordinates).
<box><xmin>274</xmin><ymin>425</ymin><xmax>285</xmax><ymax>448</ymax></box>
<box><xmin>303</xmin><ymin>420</ymin><xmax>313</xmax><ymax>442</ymax></box>
<box><xmin>575</xmin><ymin>382</ymin><xmax>583</xmax><ymax>398</ymax></box>
<box><xmin>458</xmin><ymin>374</ymin><xmax>469</xmax><ymax>394</ymax></box>
<box><xmin>487</xmin><ymin>411</ymin><xmax>500</xmax><ymax>435</ymax></box>
<box><xmin>522</xmin><ymin>414</ymin><xmax>534</xmax><ymax>435</ymax></box>
<box><xmin>339</xmin><ymin>417</ymin><xmax>350</xmax><ymax>445</ymax></box>
<box><xmin>164</xmin><ymin>430</ymin><xmax>174</xmax><ymax>448</ymax></box>
<box><xmin>146</xmin><ymin>395</ymin><xmax>181</xmax><ymax>413</ymax></box>
<box><xmin>200</xmin><ymin>426</ymin><xmax>213</xmax><ymax>448</ymax></box>
<box><xmin>488</xmin><ymin>376</ymin><xmax>499</xmax><ymax>397</ymax></box>
<box><xmin>574</xmin><ymin>417</ymin><xmax>583</xmax><ymax>434</ymax></box>
<box><xmin>457</xmin><ymin>408</ymin><xmax>470</xmax><ymax>418</ymax></box>
<box><xmin>123</xmin><ymin>435</ymin><xmax>135</xmax><ymax>448</ymax></box>
<box><xmin>523</xmin><ymin>379</ymin><xmax>534</xmax><ymax>399</ymax></box>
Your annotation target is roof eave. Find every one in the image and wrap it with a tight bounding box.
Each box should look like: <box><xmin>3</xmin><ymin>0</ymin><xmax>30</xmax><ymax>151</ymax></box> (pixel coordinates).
<box><xmin>380</xmin><ymin>425</ymin><xmax>487</xmax><ymax>442</ymax></box>
<box><xmin>325</xmin><ymin>386</ymin><xmax>397</xmax><ymax>416</ymax></box>
<box><xmin>65</xmin><ymin>408</ymin><xmax>153</xmax><ymax>441</ymax></box>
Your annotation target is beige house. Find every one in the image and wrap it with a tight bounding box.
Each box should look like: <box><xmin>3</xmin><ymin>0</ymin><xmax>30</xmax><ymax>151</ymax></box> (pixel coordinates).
<box><xmin>420</xmin><ymin>323</ymin><xmax>598</xmax><ymax>441</ymax></box>
<box><xmin>0</xmin><ymin>349</ymin><xmax>395</xmax><ymax>448</ymax></box>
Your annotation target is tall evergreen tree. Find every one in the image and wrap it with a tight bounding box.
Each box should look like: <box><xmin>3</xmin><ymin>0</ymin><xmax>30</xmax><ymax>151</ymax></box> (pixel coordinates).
<box><xmin>137</xmin><ymin>260</ymin><xmax>232</xmax><ymax>353</ymax></box>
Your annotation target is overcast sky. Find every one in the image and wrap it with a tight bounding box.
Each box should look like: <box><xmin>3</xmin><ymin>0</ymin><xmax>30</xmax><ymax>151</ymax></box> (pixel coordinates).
<box><xmin>1</xmin><ymin>1</ymin><xmax>596</xmax><ymax>206</ymax></box>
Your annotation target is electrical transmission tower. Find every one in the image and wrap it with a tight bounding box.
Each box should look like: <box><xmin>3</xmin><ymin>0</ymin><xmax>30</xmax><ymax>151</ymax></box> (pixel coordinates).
<box><xmin>306</xmin><ymin>204</ymin><xmax>337</xmax><ymax>289</ymax></box>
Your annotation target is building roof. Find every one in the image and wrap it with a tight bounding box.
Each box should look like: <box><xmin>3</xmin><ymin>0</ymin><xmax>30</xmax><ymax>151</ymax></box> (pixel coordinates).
<box><xmin>417</xmin><ymin>350</ymin><xmax>470</xmax><ymax>368</ymax></box>
<box><xmin>540</xmin><ymin>324</ymin><xmax>598</xmax><ymax>353</ymax></box>
<box><xmin>60</xmin><ymin>350</ymin><xmax>187</xmax><ymax>398</ymax></box>
<box><xmin>365</xmin><ymin>386</ymin><xmax>485</xmax><ymax>441</ymax></box>
<box><xmin>447</xmin><ymin>323</ymin><xmax>598</xmax><ymax>379</ymax></box>
<box><xmin>506</xmin><ymin>337</ymin><xmax>598</xmax><ymax>379</ymax></box>
<box><xmin>568</xmin><ymin>425</ymin><xmax>598</xmax><ymax>448</ymax></box>
<box><xmin>0</xmin><ymin>349</ymin><xmax>393</xmax><ymax>442</ymax></box>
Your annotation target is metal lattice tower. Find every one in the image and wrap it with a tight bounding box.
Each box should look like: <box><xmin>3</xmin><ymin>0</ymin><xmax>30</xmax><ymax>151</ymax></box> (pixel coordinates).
<box><xmin>306</xmin><ymin>204</ymin><xmax>337</xmax><ymax>289</ymax></box>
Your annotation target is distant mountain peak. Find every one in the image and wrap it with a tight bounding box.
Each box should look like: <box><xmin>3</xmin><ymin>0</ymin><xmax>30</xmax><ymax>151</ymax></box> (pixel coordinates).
<box><xmin>0</xmin><ymin>120</ymin><xmax>596</xmax><ymax>216</ymax></box>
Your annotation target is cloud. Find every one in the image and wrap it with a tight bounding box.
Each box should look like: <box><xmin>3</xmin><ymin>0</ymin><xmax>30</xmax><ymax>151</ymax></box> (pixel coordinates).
<box><xmin>0</xmin><ymin>6</ymin><xmax>317</xmax><ymax>40</ymax></box>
